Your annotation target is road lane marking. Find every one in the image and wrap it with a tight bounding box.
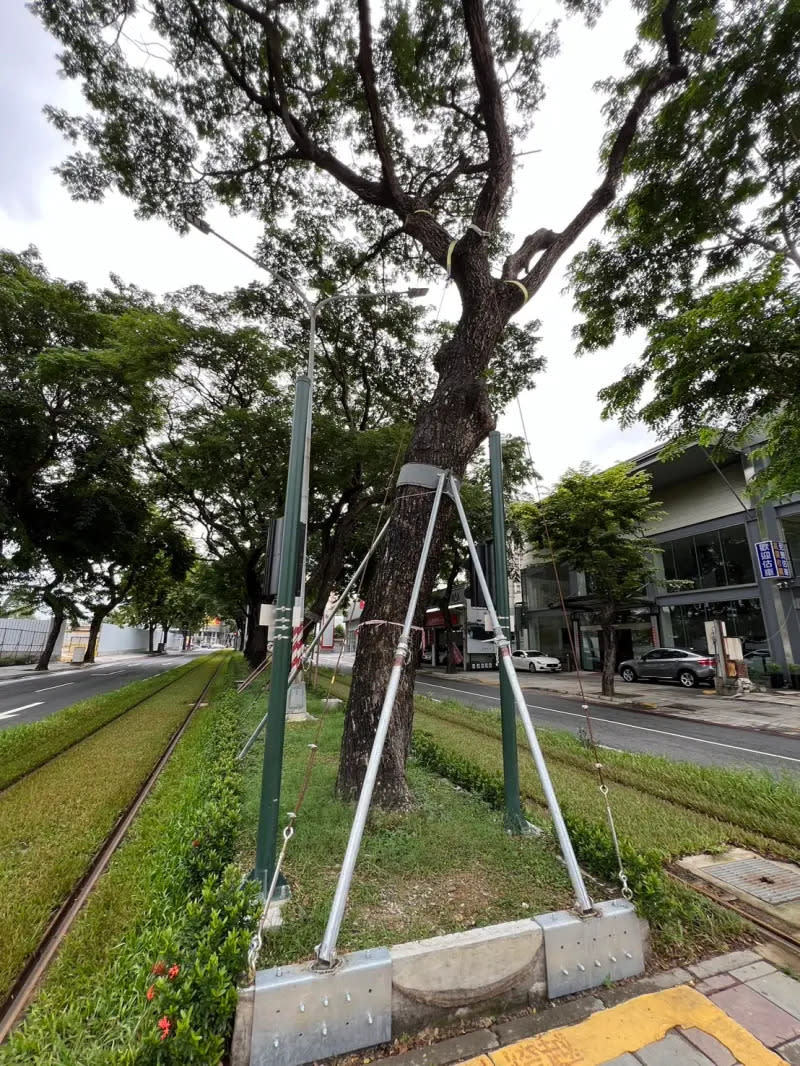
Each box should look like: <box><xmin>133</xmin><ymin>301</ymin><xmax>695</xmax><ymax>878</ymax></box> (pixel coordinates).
<box><xmin>415</xmin><ymin>680</ymin><xmax>800</xmax><ymax>765</ymax></box>
<box><xmin>34</xmin><ymin>682</ymin><xmax>74</xmax><ymax>692</ymax></box>
<box><xmin>0</xmin><ymin>702</ymin><xmax>44</xmax><ymax>719</ymax></box>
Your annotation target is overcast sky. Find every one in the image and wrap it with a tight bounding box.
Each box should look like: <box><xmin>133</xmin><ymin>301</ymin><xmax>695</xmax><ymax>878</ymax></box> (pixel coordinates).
<box><xmin>0</xmin><ymin>0</ymin><xmax>657</xmax><ymax>488</ymax></box>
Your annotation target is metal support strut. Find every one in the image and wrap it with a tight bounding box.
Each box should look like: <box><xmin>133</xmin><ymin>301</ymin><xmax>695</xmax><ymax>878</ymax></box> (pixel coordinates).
<box><xmin>447</xmin><ymin>474</ymin><xmax>594</xmax><ymax>915</ymax></box>
<box><xmin>315</xmin><ymin>471</ymin><xmax>448</xmax><ymax>965</ymax></box>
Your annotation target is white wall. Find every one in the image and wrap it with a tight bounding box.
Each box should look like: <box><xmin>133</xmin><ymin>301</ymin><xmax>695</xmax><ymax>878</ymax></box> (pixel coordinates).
<box><xmin>0</xmin><ymin>616</ymin><xmax>64</xmax><ymax>660</ymax></box>
<box><xmin>645</xmin><ymin>465</ymin><xmax>749</xmax><ymax>535</ymax></box>
<box><xmin>97</xmin><ymin>622</ymin><xmax>149</xmax><ymax>655</ymax></box>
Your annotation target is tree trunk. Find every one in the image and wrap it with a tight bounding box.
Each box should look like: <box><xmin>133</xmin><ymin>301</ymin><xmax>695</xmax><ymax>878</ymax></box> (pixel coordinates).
<box><xmin>244</xmin><ymin>555</ymin><xmax>269</xmax><ymax>668</ymax></box>
<box><xmin>338</xmin><ymin>306</ymin><xmax>501</xmax><ymax>807</ymax></box>
<box><xmin>601</xmin><ymin>613</ymin><xmax>617</xmax><ymax>698</ymax></box>
<box><xmin>148</xmin><ymin>624</ymin><xmax>156</xmax><ymax>654</ymax></box>
<box><xmin>83</xmin><ymin>612</ymin><xmax>104</xmax><ymax>664</ymax></box>
<box><xmin>161</xmin><ymin>625</ymin><xmax>170</xmax><ymax>649</ymax></box>
<box><xmin>36</xmin><ymin>608</ymin><xmax>64</xmax><ymax>671</ymax></box>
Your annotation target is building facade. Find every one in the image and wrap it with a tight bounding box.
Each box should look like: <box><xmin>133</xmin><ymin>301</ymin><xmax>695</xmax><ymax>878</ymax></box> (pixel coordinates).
<box><xmin>517</xmin><ymin>445</ymin><xmax>800</xmax><ymax>672</ymax></box>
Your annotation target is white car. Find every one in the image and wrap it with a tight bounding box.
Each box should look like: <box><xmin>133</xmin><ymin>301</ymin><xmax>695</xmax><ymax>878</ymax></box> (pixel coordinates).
<box><xmin>510</xmin><ymin>649</ymin><xmax>562</xmax><ymax>673</ymax></box>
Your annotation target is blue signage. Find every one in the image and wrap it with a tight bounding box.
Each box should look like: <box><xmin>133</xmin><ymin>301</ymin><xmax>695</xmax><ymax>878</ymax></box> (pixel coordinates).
<box><xmin>755</xmin><ymin>540</ymin><xmax>793</xmax><ymax>579</ymax></box>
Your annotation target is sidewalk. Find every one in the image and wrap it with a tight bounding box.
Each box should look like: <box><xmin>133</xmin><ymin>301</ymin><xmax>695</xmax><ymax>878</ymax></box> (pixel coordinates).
<box><xmin>423</xmin><ymin>668</ymin><xmax>800</xmax><ymax>738</ymax></box>
<box><xmin>378</xmin><ymin>948</ymin><xmax>800</xmax><ymax>1066</ymax></box>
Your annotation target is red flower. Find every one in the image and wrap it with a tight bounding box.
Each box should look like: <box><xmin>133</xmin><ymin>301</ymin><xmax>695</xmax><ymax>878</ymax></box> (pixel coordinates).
<box><xmin>151</xmin><ymin>962</ymin><xmax>166</xmax><ymax>976</ymax></box>
<box><xmin>192</xmin><ymin>839</ymin><xmax>200</xmax><ymax>847</ymax></box>
<box><xmin>158</xmin><ymin>1017</ymin><xmax>172</xmax><ymax>1041</ymax></box>
<box><xmin>168</xmin><ymin>964</ymin><xmax>180</xmax><ymax>980</ymax></box>
<box><xmin>146</xmin><ymin>985</ymin><xmax>155</xmax><ymax>1001</ymax></box>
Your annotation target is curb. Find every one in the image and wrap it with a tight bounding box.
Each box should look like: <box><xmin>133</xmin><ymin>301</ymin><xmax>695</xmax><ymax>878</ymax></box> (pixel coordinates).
<box><xmin>418</xmin><ymin>672</ymin><xmax>800</xmax><ymax>740</ymax></box>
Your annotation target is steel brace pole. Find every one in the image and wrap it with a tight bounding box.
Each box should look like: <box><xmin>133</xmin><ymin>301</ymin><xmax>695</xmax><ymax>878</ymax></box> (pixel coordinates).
<box><xmin>448</xmin><ymin>473</ymin><xmax>594</xmax><ymax>914</ymax></box>
<box><xmin>316</xmin><ymin>471</ymin><xmax>447</xmax><ymax>965</ymax></box>
<box><xmin>237</xmin><ymin>515</ymin><xmax>393</xmax><ymax>761</ymax></box>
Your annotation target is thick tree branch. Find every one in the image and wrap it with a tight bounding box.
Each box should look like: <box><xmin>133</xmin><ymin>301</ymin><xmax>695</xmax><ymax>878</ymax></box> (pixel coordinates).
<box><xmin>520</xmin><ymin>53</ymin><xmax>688</xmax><ymax>298</ymax></box>
<box><xmin>357</xmin><ymin>0</ymin><xmax>403</xmax><ymax>207</ymax></box>
<box><xmin>461</xmin><ymin>0</ymin><xmax>513</xmax><ymax>231</ymax></box>
<box><xmin>189</xmin><ymin>0</ymin><xmax>391</xmax><ymax>209</ymax></box>
<box><xmin>502</xmin><ymin>228</ymin><xmax>558</xmax><ymax>279</ymax></box>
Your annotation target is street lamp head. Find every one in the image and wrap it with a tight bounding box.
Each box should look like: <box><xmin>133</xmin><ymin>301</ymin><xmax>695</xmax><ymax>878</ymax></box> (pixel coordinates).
<box><xmin>405</xmin><ymin>287</ymin><xmax>429</xmax><ymax>299</ymax></box>
<box><xmin>185</xmin><ymin>214</ymin><xmax>211</xmax><ymax>235</ymax></box>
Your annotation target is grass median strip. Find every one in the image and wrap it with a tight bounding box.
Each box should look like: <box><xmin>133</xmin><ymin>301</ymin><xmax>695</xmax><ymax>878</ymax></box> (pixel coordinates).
<box><xmin>3</xmin><ymin>653</ymin><xmax>251</xmax><ymax>1065</ymax></box>
<box><xmin>0</xmin><ymin>657</ymin><xmax>203</xmax><ymax>790</ymax></box>
<box><xmin>235</xmin><ymin>698</ymin><xmax>580</xmax><ymax>970</ymax></box>
<box><xmin>0</xmin><ymin>653</ymin><xmax>227</xmax><ymax>1002</ymax></box>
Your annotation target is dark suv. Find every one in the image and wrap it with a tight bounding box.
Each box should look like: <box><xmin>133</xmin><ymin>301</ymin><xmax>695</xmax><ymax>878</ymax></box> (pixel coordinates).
<box><xmin>618</xmin><ymin>647</ymin><xmax>716</xmax><ymax>688</ymax></box>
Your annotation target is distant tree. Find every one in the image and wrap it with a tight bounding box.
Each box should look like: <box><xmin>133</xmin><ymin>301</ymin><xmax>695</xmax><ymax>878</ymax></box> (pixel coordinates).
<box><xmin>79</xmin><ymin>508</ymin><xmax>195</xmax><ymax>663</ymax></box>
<box><xmin>570</xmin><ymin>0</ymin><xmax>800</xmax><ymax>497</ymax></box>
<box><xmin>0</xmin><ymin>247</ymin><xmax>190</xmax><ymax>667</ymax></box>
<box><xmin>514</xmin><ymin>463</ymin><xmax>663</xmax><ymax>697</ymax></box>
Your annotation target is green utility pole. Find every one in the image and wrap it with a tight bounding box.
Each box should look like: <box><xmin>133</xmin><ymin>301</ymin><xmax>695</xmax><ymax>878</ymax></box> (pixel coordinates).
<box><xmin>489</xmin><ymin>431</ymin><xmax>526</xmax><ymax>834</ymax></box>
<box><xmin>253</xmin><ymin>375</ymin><xmax>311</xmax><ymax>893</ymax></box>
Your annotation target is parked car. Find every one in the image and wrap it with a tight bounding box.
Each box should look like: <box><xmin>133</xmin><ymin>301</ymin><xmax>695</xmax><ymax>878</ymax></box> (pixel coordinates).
<box><xmin>618</xmin><ymin>647</ymin><xmax>716</xmax><ymax>688</ymax></box>
<box><xmin>510</xmin><ymin>649</ymin><xmax>562</xmax><ymax>673</ymax></box>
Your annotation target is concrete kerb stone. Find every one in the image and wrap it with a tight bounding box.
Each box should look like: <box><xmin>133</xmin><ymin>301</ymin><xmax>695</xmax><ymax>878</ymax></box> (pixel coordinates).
<box><xmin>390</xmin><ymin>919</ymin><xmax>546</xmax><ymax>1034</ymax></box>
<box><xmin>244</xmin><ymin>906</ymin><xmax>649</xmax><ymax>1065</ymax></box>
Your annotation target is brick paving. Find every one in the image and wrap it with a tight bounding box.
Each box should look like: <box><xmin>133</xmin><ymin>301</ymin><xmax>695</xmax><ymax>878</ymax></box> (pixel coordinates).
<box><xmin>439</xmin><ymin>947</ymin><xmax>800</xmax><ymax>1066</ymax></box>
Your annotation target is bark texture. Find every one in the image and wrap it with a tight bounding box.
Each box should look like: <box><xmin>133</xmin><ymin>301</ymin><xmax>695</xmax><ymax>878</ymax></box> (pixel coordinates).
<box><xmin>600</xmin><ymin>612</ymin><xmax>617</xmax><ymax>698</ymax></box>
<box><xmin>36</xmin><ymin>608</ymin><xmax>64</xmax><ymax>671</ymax></box>
<box><xmin>337</xmin><ymin>300</ymin><xmax>501</xmax><ymax>806</ymax></box>
<box><xmin>83</xmin><ymin>612</ymin><xmax>103</xmax><ymax>664</ymax></box>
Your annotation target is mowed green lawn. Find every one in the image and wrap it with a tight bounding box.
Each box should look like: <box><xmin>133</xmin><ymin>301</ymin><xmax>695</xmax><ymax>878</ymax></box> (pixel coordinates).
<box><xmin>0</xmin><ymin>655</ymin><xmax>225</xmax><ymax>1000</ymax></box>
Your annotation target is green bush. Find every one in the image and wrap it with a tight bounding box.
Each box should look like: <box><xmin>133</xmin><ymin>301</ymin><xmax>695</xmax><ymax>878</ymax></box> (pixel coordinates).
<box><xmin>4</xmin><ymin>674</ymin><xmax>260</xmax><ymax>1065</ymax></box>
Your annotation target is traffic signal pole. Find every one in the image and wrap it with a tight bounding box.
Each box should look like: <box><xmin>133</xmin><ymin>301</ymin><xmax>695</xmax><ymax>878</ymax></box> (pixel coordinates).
<box><xmin>253</xmin><ymin>375</ymin><xmax>311</xmax><ymax>893</ymax></box>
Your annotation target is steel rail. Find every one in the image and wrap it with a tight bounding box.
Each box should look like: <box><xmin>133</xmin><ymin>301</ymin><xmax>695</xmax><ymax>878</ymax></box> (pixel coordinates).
<box><xmin>0</xmin><ymin>658</ymin><xmax>226</xmax><ymax>1043</ymax></box>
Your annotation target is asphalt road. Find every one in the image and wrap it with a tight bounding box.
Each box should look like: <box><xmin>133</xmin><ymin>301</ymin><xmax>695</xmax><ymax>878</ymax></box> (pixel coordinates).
<box><xmin>0</xmin><ymin>651</ymin><xmax>211</xmax><ymax>731</ymax></box>
<box><xmin>414</xmin><ymin>673</ymin><xmax>800</xmax><ymax>777</ymax></box>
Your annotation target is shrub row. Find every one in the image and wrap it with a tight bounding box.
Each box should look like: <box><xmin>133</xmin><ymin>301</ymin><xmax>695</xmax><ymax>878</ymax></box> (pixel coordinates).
<box><xmin>412</xmin><ymin>730</ymin><xmax>745</xmax><ymax>954</ymax></box>
<box><xmin>6</xmin><ymin>670</ymin><xmax>261</xmax><ymax>1065</ymax></box>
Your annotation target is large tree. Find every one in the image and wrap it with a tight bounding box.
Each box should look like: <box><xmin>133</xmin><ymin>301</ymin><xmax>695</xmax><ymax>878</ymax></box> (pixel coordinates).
<box><xmin>570</xmin><ymin>0</ymin><xmax>800</xmax><ymax>497</ymax></box>
<box><xmin>515</xmin><ymin>462</ymin><xmax>663</xmax><ymax>697</ymax></box>
<box><xmin>0</xmin><ymin>247</ymin><xmax>189</xmax><ymax>666</ymax></box>
<box><xmin>37</xmin><ymin>0</ymin><xmax>698</xmax><ymax>804</ymax></box>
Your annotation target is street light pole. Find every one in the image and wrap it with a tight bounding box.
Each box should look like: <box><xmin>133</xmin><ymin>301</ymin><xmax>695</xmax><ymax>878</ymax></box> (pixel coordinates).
<box><xmin>186</xmin><ymin>217</ymin><xmax>426</xmax><ymax>717</ymax></box>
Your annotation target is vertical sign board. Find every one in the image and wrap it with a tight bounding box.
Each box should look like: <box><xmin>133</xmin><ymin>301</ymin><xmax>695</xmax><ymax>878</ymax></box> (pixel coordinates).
<box><xmin>755</xmin><ymin>540</ymin><xmax>793</xmax><ymax>579</ymax></box>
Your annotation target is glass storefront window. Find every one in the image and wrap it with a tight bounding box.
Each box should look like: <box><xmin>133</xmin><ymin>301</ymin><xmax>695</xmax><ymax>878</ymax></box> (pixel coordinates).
<box><xmin>781</xmin><ymin>515</ymin><xmax>800</xmax><ymax>577</ymax></box>
<box><xmin>523</xmin><ymin>562</ymin><xmax>569</xmax><ymax>610</ymax></box>
<box><xmin>694</xmin><ymin>530</ymin><xmax>726</xmax><ymax>588</ymax></box>
<box><xmin>720</xmin><ymin>525</ymin><xmax>755</xmax><ymax>584</ymax></box>
<box><xmin>660</xmin><ymin>524</ymin><xmax>754</xmax><ymax>590</ymax></box>
<box><xmin>665</xmin><ymin>598</ymin><xmax>766</xmax><ymax>654</ymax></box>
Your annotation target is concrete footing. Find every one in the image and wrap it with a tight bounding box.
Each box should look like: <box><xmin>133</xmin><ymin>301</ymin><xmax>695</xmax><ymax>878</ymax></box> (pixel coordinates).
<box><xmin>234</xmin><ymin>901</ymin><xmax>648</xmax><ymax>1066</ymax></box>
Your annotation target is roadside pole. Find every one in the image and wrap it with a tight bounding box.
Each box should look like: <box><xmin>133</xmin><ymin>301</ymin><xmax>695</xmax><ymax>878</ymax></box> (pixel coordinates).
<box><xmin>253</xmin><ymin>376</ymin><xmax>311</xmax><ymax>893</ymax></box>
<box><xmin>489</xmin><ymin>431</ymin><xmax>527</xmax><ymax>834</ymax></box>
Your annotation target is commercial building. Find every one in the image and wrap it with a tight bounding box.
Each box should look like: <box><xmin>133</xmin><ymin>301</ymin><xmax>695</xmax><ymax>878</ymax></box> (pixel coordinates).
<box><xmin>516</xmin><ymin>444</ymin><xmax>800</xmax><ymax>673</ymax></box>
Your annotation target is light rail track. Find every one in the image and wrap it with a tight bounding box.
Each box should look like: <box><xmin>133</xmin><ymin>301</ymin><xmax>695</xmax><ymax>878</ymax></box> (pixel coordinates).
<box><xmin>0</xmin><ymin>657</ymin><xmax>226</xmax><ymax>1043</ymax></box>
<box><xmin>0</xmin><ymin>657</ymin><xmax>209</xmax><ymax>797</ymax></box>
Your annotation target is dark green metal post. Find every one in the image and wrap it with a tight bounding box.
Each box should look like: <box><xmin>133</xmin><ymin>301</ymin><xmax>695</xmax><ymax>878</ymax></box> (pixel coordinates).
<box><xmin>489</xmin><ymin>431</ymin><xmax>526</xmax><ymax>834</ymax></box>
<box><xmin>253</xmin><ymin>375</ymin><xmax>311</xmax><ymax>892</ymax></box>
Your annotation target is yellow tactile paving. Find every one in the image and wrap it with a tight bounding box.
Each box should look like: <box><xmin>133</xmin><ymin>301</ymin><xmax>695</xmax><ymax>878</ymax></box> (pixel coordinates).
<box><xmin>460</xmin><ymin>985</ymin><xmax>784</xmax><ymax>1066</ymax></box>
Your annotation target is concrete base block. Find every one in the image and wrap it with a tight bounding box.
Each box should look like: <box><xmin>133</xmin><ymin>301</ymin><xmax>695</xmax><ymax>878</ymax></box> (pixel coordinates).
<box><xmin>243</xmin><ymin>907</ymin><xmax>651</xmax><ymax>1064</ymax></box>
<box><xmin>390</xmin><ymin>919</ymin><xmax>545</xmax><ymax>1033</ymax></box>
<box><xmin>539</xmin><ymin>899</ymin><xmax>646</xmax><ymax>998</ymax></box>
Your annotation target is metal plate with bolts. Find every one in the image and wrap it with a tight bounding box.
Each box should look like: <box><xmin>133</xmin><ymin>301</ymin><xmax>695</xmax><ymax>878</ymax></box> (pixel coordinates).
<box><xmin>539</xmin><ymin>899</ymin><xmax>645</xmax><ymax>999</ymax></box>
<box><xmin>250</xmin><ymin>947</ymin><xmax>392</xmax><ymax>1066</ymax></box>
<box><xmin>707</xmin><ymin>857</ymin><xmax>800</xmax><ymax>905</ymax></box>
